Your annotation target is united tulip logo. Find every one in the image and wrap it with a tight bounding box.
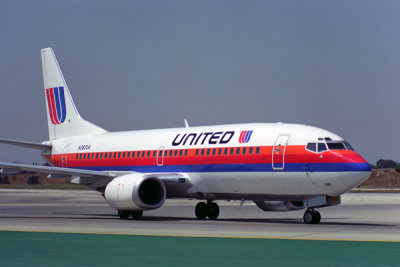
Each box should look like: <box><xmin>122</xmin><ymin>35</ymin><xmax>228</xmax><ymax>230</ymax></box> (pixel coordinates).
<box><xmin>239</xmin><ymin>130</ymin><xmax>253</xmax><ymax>143</ymax></box>
<box><xmin>46</xmin><ymin>87</ymin><xmax>66</xmax><ymax>125</ymax></box>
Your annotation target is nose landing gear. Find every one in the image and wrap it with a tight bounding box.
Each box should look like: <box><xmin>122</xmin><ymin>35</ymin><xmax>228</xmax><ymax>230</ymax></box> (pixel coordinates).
<box><xmin>303</xmin><ymin>209</ymin><xmax>321</xmax><ymax>224</ymax></box>
<box><xmin>195</xmin><ymin>200</ymin><xmax>220</xmax><ymax>220</ymax></box>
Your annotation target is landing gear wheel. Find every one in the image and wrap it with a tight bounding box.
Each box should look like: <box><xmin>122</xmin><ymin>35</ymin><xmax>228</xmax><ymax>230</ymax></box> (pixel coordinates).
<box><xmin>195</xmin><ymin>202</ymin><xmax>208</xmax><ymax>219</ymax></box>
<box><xmin>208</xmin><ymin>202</ymin><xmax>220</xmax><ymax>220</ymax></box>
<box><xmin>313</xmin><ymin>210</ymin><xmax>321</xmax><ymax>224</ymax></box>
<box><xmin>303</xmin><ymin>210</ymin><xmax>321</xmax><ymax>224</ymax></box>
<box><xmin>131</xmin><ymin>210</ymin><xmax>143</xmax><ymax>220</ymax></box>
<box><xmin>118</xmin><ymin>210</ymin><xmax>130</xmax><ymax>220</ymax></box>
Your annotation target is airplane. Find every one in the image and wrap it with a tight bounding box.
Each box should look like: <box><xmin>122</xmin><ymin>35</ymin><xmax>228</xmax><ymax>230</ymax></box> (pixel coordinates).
<box><xmin>0</xmin><ymin>48</ymin><xmax>371</xmax><ymax>224</ymax></box>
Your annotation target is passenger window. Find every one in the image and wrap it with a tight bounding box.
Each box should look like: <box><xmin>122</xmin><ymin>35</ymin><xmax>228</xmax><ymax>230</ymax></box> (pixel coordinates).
<box><xmin>122</xmin><ymin>152</ymin><xmax>126</xmax><ymax>158</ymax></box>
<box><xmin>236</xmin><ymin>147</ymin><xmax>240</xmax><ymax>155</ymax></box>
<box><xmin>212</xmin><ymin>148</ymin><xmax>216</xmax><ymax>155</ymax></box>
<box><xmin>152</xmin><ymin>151</ymin><xmax>156</xmax><ymax>157</ymax></box>
<box><xmin>132</xmin><ymin>151</ymin><xmax>135</xmax><ymax>158</ymax></box>
<box><xmin>142</xmin><ymin>151</ymin><xmax>145</xmax><ymax>157</ymax></box>
<box><xmin>118</xmin><ymin>152</ymin><xmax>121</xmax><ymax>158</ymax></box>
<box><xmin>256</xmin><ymin>147</ymin><xmax>260</xmax><ymax>154</ymax></box>
<box><xmin>243</xmin><ymin>147</ymin><xmax>247</xmax><ymax>154</ymax></box>
<box><xmin>207</xmin><ymin>149</ymin><xmax>210</xmax><ymax>156</ymax></box>
<box><xmin>218</xmin><ymin>148</ymin><xmax>222</xmax><ymax>155</ymax></box>
<box><xmin>168</xmin><ymin>150</ymin><xmax>172</xmax><ymax>157</ymax></box>
<box><xmin>306</xmin><ymin>143</ymin><xmax>317</xmax><ymax>153</ymax></box>
<box><xmin>113</xmin><ymin>152</ymin><xmax>117</xmax><ymax>158</ymax></box>
<box><xmin>318</xmin><ymin>143</ymin><xmax>327</xmax><ymax>153</ymax></box>
<box><xmin>127</xmin><ymin>152</ymin><xmax>130</xmax><ymax>157</ymax></box>
<box><xmin>230</xmin><ymin>148</ymin><xmax>234</xmax><ymax>155</ymax></box>
<box><xmin>249</xmin><ymin>147</ymin><xmax>253</xmax><ymax>154</ymax></box>
<box><xmin>75</xmin><ymin>154</ymin><xmax>78</xmax><ymax>160</ymax></box>
<box><xmin>224</xmin><ymin>148</ymin><xmax>228</xmax><ymax>155</ymax></box>
<box><xmin>96</xmin><ymin>153</ymin><xmax>99</xmax><ymax>159</ymax></box>
<box><xmin>174</xmin><ymin>150</ymin><xmax>178</xmax><ymax>157</ymax></box>
<box><xmin>201</xmin><ymin>149</ymin><xmax>204</xmax><ymax>156</ymax></box>
<box><xmin>184</xmin><ymin>150</ymin><xmax>188</xmax><ymax>156</ymax></box>
<box><xmin>179</xmin><ymin>150</ymin><xmax>183</xmax><ymax>156</ymax></box>
<box><xmin>83</xmin><ymin>154</ymin><xmax>86</xmax><ymax>159</ymax></box>
<box><xmin>100</xmin><ymin>153</ymin><xmax>103</xmax><ymax>159</ymax></box>
<box><xmin>147</xmin><ymin>151</ymin><xmax>150</xmax><ymax>157</ymax></box>
<box><xmin>196</xmin><ymin>149</ymin><xmax>199</xmax><ymax>156</ymax></box>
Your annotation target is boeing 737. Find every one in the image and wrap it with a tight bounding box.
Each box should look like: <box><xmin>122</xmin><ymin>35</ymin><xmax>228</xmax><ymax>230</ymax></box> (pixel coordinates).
<box><xmin>0</xmin><ymin>48</ymin><xmax>371</xmax><ymax>224</ymax></box>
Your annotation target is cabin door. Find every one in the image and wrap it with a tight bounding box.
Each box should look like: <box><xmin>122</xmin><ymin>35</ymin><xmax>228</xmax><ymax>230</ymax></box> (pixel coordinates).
<box><xmin>272</xmin><ymin>135</ymin><xmax>290</xmax><ymax>170</ymax></box>
<box><xmin>61</xmin><ymin>144</ymin><xmax>70</xmax><ymax>167</ymax></box>
<box><xmin>156</xmin><ymin>146</ymin><xmax>165</xmax><ymax>166</ymax></box>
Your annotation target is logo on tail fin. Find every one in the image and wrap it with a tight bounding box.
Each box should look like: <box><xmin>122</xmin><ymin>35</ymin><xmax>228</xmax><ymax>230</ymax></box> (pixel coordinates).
<box><xmin>46</xmin><ymin>87</ymin><xmax>66</xmax><ymax>125</ymax></box>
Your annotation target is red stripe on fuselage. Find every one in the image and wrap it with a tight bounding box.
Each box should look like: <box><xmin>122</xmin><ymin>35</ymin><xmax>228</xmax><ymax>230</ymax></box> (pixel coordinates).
<box><xmin>45</xmin><ymin>145</ymin><xmax>368</xmax><ymax>168</ymax></box>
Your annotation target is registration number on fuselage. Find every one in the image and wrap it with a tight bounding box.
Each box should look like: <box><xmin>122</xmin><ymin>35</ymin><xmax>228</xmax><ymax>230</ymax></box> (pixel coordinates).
<box><xmin>78</xmin><ymin>145</ymin><xmax>91</xmax><ymax>150</ymax></box>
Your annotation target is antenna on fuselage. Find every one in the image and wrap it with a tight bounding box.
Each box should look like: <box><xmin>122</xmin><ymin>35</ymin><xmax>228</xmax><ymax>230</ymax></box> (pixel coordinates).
<box><xmin>184</xmin><ymin>118</ymin><xmax>189</xmax><ymax>129</ymax></box>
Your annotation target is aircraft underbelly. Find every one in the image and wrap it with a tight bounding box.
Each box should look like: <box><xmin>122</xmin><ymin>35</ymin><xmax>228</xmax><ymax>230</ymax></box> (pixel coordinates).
<box><xmin>184</xmin><ymin>171</ymin><xmax>351</xmax><ymax>198</ymax></box>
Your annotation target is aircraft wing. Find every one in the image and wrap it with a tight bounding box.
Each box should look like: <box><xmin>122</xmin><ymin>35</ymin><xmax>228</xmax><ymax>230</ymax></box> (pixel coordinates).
<box><xmin>0</xmin><ymin>161</ymin><xmax>192</xmax><ymax>194</ymax></box>
<box><xmin>0</xmin><ymin>161</ymin><xmax>115</xmax><ymax>179</ymax></box>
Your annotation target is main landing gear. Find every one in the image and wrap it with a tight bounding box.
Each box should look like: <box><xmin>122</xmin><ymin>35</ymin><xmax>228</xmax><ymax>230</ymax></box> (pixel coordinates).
<box><xmin>195</xmin><ymin>201</ymin><xmax>220</xmax><ymax>220</ymax></box>
<box><xmin>118</xmin><ymin>210</ymin><xmax>143</xmax><ymax>220</ymax></box>
<box><xmin>303</xmin><ymin>209</ymin><xmax>321</xmax><ymax>224</ymax></box>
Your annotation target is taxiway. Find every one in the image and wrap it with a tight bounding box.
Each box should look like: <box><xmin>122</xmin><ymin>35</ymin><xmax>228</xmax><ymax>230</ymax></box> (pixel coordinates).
<box><xmin>0</xmin><ymin>189</ymin><xmax>399</xmax><ymax>241</ymax></box>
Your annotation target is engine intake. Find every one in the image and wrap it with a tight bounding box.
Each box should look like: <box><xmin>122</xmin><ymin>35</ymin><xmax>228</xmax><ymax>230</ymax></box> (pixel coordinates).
<box><xmin>104</xmin><ymin>173</ymin><xmax>166</xmax><ymax>211</ymax></box>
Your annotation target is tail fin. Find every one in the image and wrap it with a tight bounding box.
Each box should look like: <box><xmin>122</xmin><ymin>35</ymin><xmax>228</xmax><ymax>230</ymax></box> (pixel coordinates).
<box><xmin>41</xmin><ymin>48</ymin><xmax>107</xmax><ymax>140</ymax></box>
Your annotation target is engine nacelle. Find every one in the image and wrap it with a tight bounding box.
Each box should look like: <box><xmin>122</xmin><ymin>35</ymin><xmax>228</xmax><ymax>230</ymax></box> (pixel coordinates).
<box><xmin>104</xmin><ymin>173</ymin><xmax>166</xmax><ymax>211</ymax></box>
<box><xmin>254</xmin><ymin>200</ymin><xmax>305</xmax><ymax>212</ymax></box>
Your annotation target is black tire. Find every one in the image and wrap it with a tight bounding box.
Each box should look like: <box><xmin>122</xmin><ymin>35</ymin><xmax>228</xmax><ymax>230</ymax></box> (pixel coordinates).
<box><xmin>118</xmin><ymin>210</ymin><xmax>130</xmax><ymax>220</ymax></box>
<box><xmin>131</xmin><ymin>210</ymin><xmax>143</xmax><ymax>220</ymax></box>
<box><xmin>208</xmin><ymin>202</ymin><xmax>220</xmax><ymax>220</ymax></box>
<box><xmin>195</xmin><ymin>202</ymin><xmax>208</xmax><ymax>219</ymax></box>
<box><xmin>303</xmin><ymin>211</ymin><xmax>314</xmax><ymax>224</ymax></box>
<box><xmin>303</xmin><ymin>210</ymin><xmax>321</xmax><ymax>224</ymax></box>
<box><xmin>312</xmin><ymin>211</ymin><xmax>321</xmax><ymax>224</ymax></box>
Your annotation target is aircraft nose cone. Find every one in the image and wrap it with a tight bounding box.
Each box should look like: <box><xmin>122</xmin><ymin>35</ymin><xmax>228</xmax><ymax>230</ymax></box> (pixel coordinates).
<box><xmin>340</xmin><ymin>154</ymin><xmax>371</xmax><ymax>188</ymax></box>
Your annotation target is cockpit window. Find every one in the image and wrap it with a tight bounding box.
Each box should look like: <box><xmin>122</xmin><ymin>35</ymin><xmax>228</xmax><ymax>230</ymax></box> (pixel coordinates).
<box><xmin>327</xmin><ymin>142</ymin><xmax>346</xmax><ymax>150</ymax></box>
<box><xmin>344</xmin><ymin>141</ymin><xmax>354</xmax><ymax>151</ymax></box>
<box><xmin>306</xmin><ymin>142</ymin><xmax>328</xmax><ymax>153</ymax></box>
<box><xmin>326</xmin><ymin>141</ymin><xmax>355</xmax><ymax>151</ymax></box>
<box><xmin>318</xmin><ymin>143</ymin><xmax>327</xmax><ymax>152</ymax></box>
<box><xmin>306</xmin><ymin>142</ymin><xmax>317</xmax><ymax>152</ymax></box>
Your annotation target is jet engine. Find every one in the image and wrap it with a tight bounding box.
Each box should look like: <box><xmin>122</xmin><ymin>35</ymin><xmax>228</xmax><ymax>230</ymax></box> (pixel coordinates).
<box><xmin>104</xmin><ymin>173</ymin><xmax>166</xmax><ymax>211</ymax></box>
<box><xmin>254</xmin><ymin>200</ymin><xmax>305</xmax><ymax>212</ymax></box>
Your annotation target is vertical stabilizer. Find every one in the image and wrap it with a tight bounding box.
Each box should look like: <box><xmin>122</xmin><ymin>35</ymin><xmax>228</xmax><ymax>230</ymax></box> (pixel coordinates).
<box><xmin>41</xmin><ymin>48</ymin><xmax>107</xmax><ymax>140</ymax></box>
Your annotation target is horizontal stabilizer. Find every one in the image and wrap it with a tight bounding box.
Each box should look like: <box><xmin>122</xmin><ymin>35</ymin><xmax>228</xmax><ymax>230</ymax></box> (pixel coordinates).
<box><xmin>0</xmin><ymin>139</ymin><xmax>52</xmax><ymax>150</ymax></box>
<box><xmin>0</xmin><ymin>161</ymin><xmax>116</xmax><ymax>179</ymax></box>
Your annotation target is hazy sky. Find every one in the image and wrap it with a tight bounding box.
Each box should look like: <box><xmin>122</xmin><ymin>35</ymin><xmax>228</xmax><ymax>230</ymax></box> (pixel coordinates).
<box><xmin>0</xmin><ymin>0</ymin><xmax>399</xmax><ymax>164</ymax></box>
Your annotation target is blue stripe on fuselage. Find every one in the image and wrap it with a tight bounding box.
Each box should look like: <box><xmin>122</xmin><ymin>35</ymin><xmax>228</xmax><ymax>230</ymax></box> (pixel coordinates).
<box><xmin>72</xmin><ymin>162</ymin><xmax>371</xmax><ymax>173</ymax></box>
